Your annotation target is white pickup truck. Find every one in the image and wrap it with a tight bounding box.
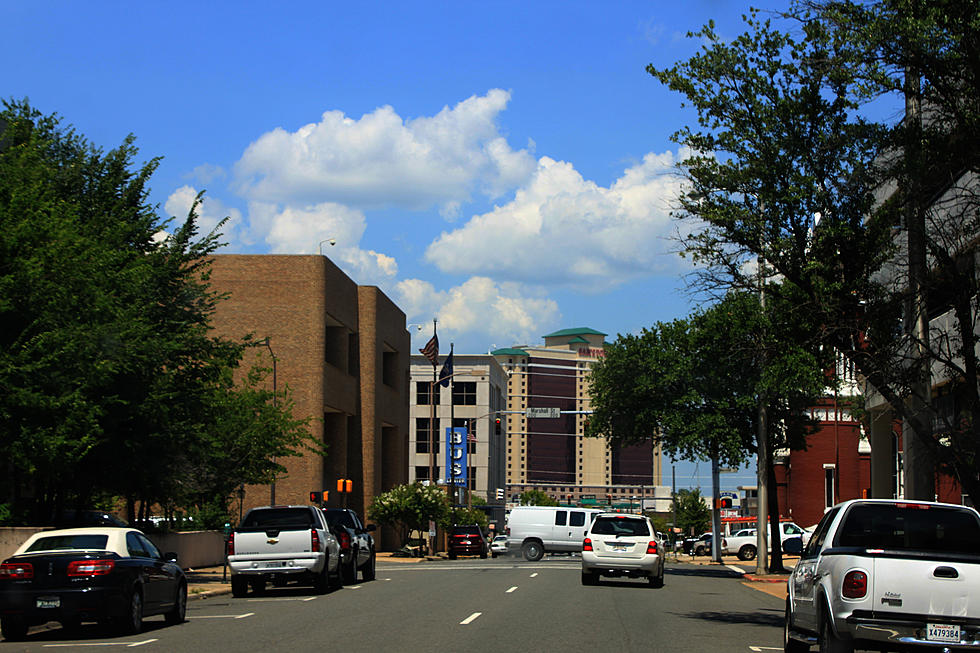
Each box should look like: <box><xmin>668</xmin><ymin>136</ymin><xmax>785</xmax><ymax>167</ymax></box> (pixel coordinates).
<box><xmin>727</xmin><ymin>522</ymin><xmax>811</xmax><ymax>561</ymax></box>
<box><xmin>785</xmin><ymin>499</ymin><xmax>980</xmax><ymax>652</ymax></box>
<box><xmin>226</xmin><ymin>505</ymin><xmax>342</xmax><ymax>597</ymax></box>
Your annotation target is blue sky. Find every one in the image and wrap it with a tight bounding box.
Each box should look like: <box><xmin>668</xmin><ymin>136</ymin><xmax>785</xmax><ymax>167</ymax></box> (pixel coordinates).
<box><xmin>5</xmin><ymin>0</ymin><xmax>792</xmax><ymax>491</ymax></box>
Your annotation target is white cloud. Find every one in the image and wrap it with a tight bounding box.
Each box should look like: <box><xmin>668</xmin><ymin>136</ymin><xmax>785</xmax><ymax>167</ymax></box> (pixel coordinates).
<box><xmin>424</xmin><ymin>150</ymin><xmax>693</xmax><ymax>291</ymax></box>
<box><xmin>395</xmin><ymin>276</ymin><xmax>560</xmax><ymax>348</ymax></box>
<box><xmin>164</xmin><ymin>185</ymin><xmax>243</xmax><ymax>241</ymax></box>
<box><xmin>232</xmin><ymin>89</ymin><xmax>535</xmax><ymax>214</ymax></box>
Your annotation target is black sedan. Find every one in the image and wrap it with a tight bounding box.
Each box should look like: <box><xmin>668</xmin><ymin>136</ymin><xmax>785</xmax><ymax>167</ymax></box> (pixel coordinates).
<box><xmin>0</xmin><ymin>527</ymin><xmax>186</xmax><ymax>641</ymax></box>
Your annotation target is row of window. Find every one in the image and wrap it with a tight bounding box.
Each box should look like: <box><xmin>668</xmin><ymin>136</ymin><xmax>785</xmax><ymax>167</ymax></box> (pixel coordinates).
<box><xmin>415</xmin><ymin>381</ymin><xmax>477</xmax><ymax>406</ymax></box>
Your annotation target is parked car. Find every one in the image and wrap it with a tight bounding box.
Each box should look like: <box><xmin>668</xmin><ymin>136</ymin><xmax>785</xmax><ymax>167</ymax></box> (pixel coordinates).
<box><xmin>227</xmin><ymin>505</ymin><xmax>342</xmax><ymax>597</ymax></box>
<box><xmin>0</xmin><ymin>527</ymin><xmax>187</xmax><ymax>641</ymax></box>
<box><xmin>691</xmin><ymin>533</ymin><xmax>729</xmax><ymax>557</ymax></box>
<box><xmin>490</xmin><ymin>535</ymin><xmax>510</xmax><ymax>557</ymax></box>
<box><xmin>785</xmin><ymin>499</ymin><xmax>980</xmax><ymax>652</ymax></box>
<box><xmin>321</xmin><ymin>508</ymin><xmax>377</xmax><ymax>583</ymax></box>
<box><xmin>506</xmin><ymin>506</ymin><xmax>604</xmax><ymax>561</ymax></box>
<box><xmin>727</xmin><ymin>522</ymin><xmax>811</xmax><ymax>561</ymax></box>
<box><xmin>448</xmin><ymin>525</ymin><xmax>487</xmax><ymax>559</ymax></box>
<box><xmin>581</xmin><ymin>513</ymin><xmax>665</xmax><ymax>587</ymax></box>
<box><xmin>51</xmin><ymin>509</ymin><xmax>127</xmax><ymax>528</ymax></box>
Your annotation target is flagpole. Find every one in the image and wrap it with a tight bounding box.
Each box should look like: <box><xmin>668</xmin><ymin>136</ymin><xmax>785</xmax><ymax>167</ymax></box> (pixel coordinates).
<box><xmin>449</xmin><ymin>343</ymin><xmax>456</xmax><ymax>523</ymax></box>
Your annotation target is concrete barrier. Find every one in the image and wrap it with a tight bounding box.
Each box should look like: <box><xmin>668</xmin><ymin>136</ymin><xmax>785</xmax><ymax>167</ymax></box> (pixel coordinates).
<box><xmin>0</xmin><ymin>527</ymin><xmax>225</xmax><ymax>568</ymax></box>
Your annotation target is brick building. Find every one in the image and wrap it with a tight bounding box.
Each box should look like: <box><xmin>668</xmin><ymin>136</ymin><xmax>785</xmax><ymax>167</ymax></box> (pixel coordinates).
<box><xmin>208</xmin><ymin>255</ymin><xmax>410</xmax><ymax>549</ymax></box>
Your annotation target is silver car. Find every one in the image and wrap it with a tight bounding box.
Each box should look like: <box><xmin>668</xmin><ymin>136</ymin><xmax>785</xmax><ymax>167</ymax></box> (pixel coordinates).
<box><xmin>581</xmin><ymin>513</ymin><xmax>665</xmax><ymax>587</ymax></box>
<box><xmin>490</xmin><ymin>535</ymin><xmax>509</xmax><ymax>557</ymax></box>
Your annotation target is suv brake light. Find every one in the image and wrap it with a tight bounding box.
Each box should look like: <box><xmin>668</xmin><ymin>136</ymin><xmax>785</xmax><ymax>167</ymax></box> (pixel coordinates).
<box><xmin>583</xmin><ymin>537</ymin><xmax>593</xmax><ymax>551</ymax></box>
<box><xmin>842</xmin><ymin>570</ymin><xmax>867</xmax><ymax>599</ymax></box>
<box><xmin>0</xmin><ymin>562</ymin><xmax>34</xmax><ymax>579</ymax></box>
<box><xmin>338</xmin><ymin>531</ymin><xmax>351</xmax><ymax>551</ymax></box>
<box><xmin>67</xmin><ymin>559</ymin><xmax>115</xmax><ymax>576</ymax></box>
<box><xmin>311</xmin><ymin>528</ymin><xmax>321</xmax><ymax>552</ymax></box>
<box><xmin>646</xmin><ymin>541</ymin><xmax>658</xmax><ymax>555</ymax></box>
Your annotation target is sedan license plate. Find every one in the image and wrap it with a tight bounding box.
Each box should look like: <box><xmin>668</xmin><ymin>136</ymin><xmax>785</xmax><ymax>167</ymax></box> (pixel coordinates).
<box><xmin>461</xmin><ymin>540</ymin><xmax>471</xmax><ymax>545</ymax></box>
<box><xmin>36</xmin><ymin>597</ymin><xmax>60</xmax><ymax>609</ymax></box>
<box><xmin>927</xmin><ymin>623</ymin><xmax>960</xmax><ymax>643</ymax></box>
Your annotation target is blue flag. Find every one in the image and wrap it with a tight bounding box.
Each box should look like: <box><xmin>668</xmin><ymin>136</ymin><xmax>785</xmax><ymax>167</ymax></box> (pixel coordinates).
<box><xmin>439</xmin><ymin>344</ymin><xmax>454</xmax><ymax>387</ymax></box>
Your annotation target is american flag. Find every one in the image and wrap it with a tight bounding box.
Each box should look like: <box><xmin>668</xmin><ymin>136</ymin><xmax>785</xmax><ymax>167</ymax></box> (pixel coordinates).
<box><xmin>419</xmin><ymin>333</ymin><xmax>438</xmax><ymax>366</ymax></box>
<box><xmin>467</xmin><ymin>431</ymin><xmax>476</xmax><ymax>443</ymax></box>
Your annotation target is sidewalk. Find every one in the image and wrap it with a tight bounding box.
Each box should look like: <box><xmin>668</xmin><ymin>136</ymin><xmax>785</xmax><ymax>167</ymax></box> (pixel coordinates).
<box><xmin>679</xmin><ymin>552</ymin><xmax>793</xmax><ymax>599</ymax></box>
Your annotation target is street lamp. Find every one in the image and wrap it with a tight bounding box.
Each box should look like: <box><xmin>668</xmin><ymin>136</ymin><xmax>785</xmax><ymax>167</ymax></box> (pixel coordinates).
<box><xmin>318</xmin><ymin>238</ymin><xmax>336</xmax><ymax>254</ymax></box>
<box><xmin>263</xmin><ymin>337</ymin><xmax>278</xmax><ymax>505</ymax></box>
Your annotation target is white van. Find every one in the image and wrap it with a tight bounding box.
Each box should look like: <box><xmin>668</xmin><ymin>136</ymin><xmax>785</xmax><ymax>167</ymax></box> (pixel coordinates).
<box><xmin>506</xmin><ymin>506</ymin><xmax>604</xmax><ymax>561</ymax></box>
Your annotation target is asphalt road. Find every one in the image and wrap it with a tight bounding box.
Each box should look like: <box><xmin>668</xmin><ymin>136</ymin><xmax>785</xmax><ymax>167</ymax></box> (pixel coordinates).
<box><xmin>2</xmin><ymin>556</ymin><xmax>788</xmax><ymax>652</ymax></box>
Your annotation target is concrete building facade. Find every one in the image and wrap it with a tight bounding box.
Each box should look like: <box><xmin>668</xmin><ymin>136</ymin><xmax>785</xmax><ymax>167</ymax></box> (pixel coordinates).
<box><xmin>208</xmin><ymin>255</ymin><xmax>410</xmax><ymax>549</ymax></box>
<box><xmin>408</xmin><ymin>354</ymin><xmax>508</xmax><ymax>504</ymax></box>
<box><xmin>493</xmin><ymin>328</ymin><xmax>665</xmax><ymax>506</ymax></box>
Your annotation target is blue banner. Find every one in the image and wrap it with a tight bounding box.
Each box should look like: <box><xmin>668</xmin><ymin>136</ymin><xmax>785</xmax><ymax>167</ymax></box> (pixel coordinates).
<box><xmin>445</xmin><ymin>426</ymin><xmax>468</xmax><ymax>486</ymax></box>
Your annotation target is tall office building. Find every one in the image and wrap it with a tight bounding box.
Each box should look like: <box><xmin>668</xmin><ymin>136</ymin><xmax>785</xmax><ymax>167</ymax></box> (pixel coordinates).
<box><xmin>494</xmin><ymin>328</ymin><xmax>667</xmax><ymax>509</ymax></box>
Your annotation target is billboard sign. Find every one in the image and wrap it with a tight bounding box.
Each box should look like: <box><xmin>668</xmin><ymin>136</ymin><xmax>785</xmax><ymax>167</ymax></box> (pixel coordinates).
<box><xmin>445</xmin><ymin>426</ymin><xmax>468</xmax><ymax>486</ymax></box>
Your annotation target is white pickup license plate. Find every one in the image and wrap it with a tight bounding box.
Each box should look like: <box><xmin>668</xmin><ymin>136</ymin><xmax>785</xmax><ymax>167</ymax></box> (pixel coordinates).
<box><xmin>266</xmin><ymin>561</ymin><xmax>285</xmax><ymax>568</ymax></box>
<box><xmin>36</xmin><ymin>596</ymin><xmax>60</xmax><ymax>609</ymax></box>
<box><xmin>927</xmin><ymin>623</ymin><xmax>960</xmax><ymax>643</ymax></box>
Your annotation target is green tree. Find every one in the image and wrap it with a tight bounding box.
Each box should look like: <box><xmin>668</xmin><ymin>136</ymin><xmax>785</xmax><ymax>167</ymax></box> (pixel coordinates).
<box><xmin>0</xmin><ymin>100</ymin><xmax>317</xmax><ymax>524</ymax></box>
<box><xmin>368</xmin><ymin>482</ymin><xmax>450</xmax><ymax>551</ymax></box>
<box><xmin>517</xmin><ymin>489</ymin><xmax>558</xmax><ymax>506</ymax></box>
<box><xmin>674</xmin><ymin>489</ymin><xmax>711</xmax><ymax>536</ymax></box>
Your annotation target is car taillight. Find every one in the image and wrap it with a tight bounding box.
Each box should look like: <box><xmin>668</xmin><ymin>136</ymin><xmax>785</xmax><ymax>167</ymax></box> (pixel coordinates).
<box><xmin>0</xmin><ymin>562</ymin><xmax>33</xmax><ymax>579</ymax></box>
<box><xmin>338</xmin><ymin>531</ymin><xmax>351</xmax><ymax>551</ymax></box>
<box><xmin>842</xmin><ymin>570</ymin><xmax>868</xmax><ymax>599</ymax></box>
<box><xmin>226</xmin><ymin>532</ymin><xmax>235</xmax><ymax>556</ymax></box>
<box><xmin>67</xmin><ymin>559</ymin><xmax>115</xmax><ymax>576</ymax></box>
<box><xmin>583</xmin><ymin>538</ymin><xmax>593</xmax><ymax>551</ymax></box>
<box><xmin>646</xmin><ymin>541</ymin><xmax>658</xmax><ymax>555</ymax></box>
<box><xmin>311</xmin><ymin>529</ymin><xmax>321</xmax><ymax>552</ymax></box>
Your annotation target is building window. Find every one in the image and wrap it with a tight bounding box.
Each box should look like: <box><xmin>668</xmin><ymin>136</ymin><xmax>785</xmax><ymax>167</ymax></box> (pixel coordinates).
<box><xmin>824</xmin><ymin>465</ymin><xmax>836</xmax><ymax>509</ymax></box>
<box><xmin>382</xmin><ymin>350</ymin><xmax>398</xmax><ymax>387</ymax></box>
<box><xmin>417</xmin><ymin>381</ymin><xmax>439</xmax><ymax>406</ymax></box>
<box><xmin>415</xmin><ymin>418</ymin><xmax>440</xmax><ymax>454</ymax></box>
<box><xmin>415</xmin><ymin>466</ymin><xmax>430</xmax><ymax>480</ymax></box>
<box><xmin>452</xmin><ymin>382</ymin><xmax>477</xmax><ymax>405</ymax></box>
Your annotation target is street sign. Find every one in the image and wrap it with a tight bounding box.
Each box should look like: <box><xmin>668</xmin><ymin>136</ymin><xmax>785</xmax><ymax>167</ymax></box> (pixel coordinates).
<box><xmin>527</xmin><ymin>407</ymin><xmax>560</xmax><ymax>418</ymax></box>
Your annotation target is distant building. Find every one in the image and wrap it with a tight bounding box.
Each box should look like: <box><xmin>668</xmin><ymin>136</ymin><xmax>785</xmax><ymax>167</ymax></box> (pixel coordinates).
<box><xmin>208</xmin><ymin>255</ymin><xmax>410</xmax><ymax>549</ymax></box>
<box><xmin>408</xmin><ymin>354</ymin><xmax>508</xmax><ymax>508</ymax></box>
<box><xmin>493</xmin><ymin>328</ymin><xmax>667</xmax><ymax>509</ymax></box>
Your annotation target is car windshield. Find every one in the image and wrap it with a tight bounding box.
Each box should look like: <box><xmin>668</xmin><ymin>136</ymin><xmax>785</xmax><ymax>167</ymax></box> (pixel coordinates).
<box><xmin>323</xmin><ymin>511</ymin><xmax>356</xmax><ymax>528</ymax></box>
<box><xmin>591</xmin><ymin>517</ymin><xmax>650</xmax><ymax>537</ymax></box>
<box><xmin>452</xmin><ymin>526</ymin><xmax>482</xmax><ymax>536</ymax></box>
<box><xmin>836</xmin><ymin>503</ymin><xmax>980</xmax><ymax>554</ymax></box>
<box><xmin>243</xmin><ymin>508</ymin><xmax>313</xmax><ymax>528</ymax></box>
<box><xmin>26</xmin><ymin>534</ymin><xmax>109</xmax><ymax>552</ymax></box>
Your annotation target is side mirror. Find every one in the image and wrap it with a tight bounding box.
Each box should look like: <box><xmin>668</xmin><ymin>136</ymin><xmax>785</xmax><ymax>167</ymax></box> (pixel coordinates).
<box><xmin>164</xmin><ymin>552</ymin><xmax>179</xmax><ymax>564</ymax></box>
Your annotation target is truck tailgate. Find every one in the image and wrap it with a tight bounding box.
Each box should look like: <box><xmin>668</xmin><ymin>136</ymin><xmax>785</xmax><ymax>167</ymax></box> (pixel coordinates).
<box><xmin>233</xmin><ymin>528</ymin><xmax>313</xmax><ymax>557</ymax></box>
<box><xmin>872</xmin><ymin>555</ymin><xmax>980</xmax><ymax>619</ymax></box>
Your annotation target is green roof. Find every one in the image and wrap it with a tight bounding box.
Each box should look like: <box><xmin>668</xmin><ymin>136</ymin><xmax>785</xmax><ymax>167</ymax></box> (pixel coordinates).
<box><xmin>566</xmin><ymin>336</ymin><xmax>589</xmax><ymax>344</ymax></box>
<box><xmin>491</xmin><ymin>347</ymin><xmax>528</xmax><ymax>356</ymax></box>
<box><xmin>543</xmin><ymin>327</ymin><xmax>607</xmax><ymax>338</ymax></box>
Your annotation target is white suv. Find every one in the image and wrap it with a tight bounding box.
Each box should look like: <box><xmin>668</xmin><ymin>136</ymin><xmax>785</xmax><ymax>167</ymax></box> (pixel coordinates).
<box><xmin>581</xmin><ymin>513</ymin><xmax>665</xmax><ymax>587</ymax></box>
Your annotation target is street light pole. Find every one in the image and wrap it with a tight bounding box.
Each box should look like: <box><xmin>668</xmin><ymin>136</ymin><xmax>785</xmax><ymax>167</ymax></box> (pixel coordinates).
<box><xmin>263</xmin><ymin>337</ymin><xmax>278</xmax><ymax>505</ymax></box>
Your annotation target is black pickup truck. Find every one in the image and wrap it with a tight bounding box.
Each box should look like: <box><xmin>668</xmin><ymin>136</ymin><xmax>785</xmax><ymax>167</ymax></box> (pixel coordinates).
<box><xmin>320</xmin><ymin>508</ymin><xmax>376</xmax><ymax>583</ymax></box>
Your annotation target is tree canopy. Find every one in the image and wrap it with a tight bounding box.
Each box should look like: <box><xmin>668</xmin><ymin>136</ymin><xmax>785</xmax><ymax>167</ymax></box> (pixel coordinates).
<box><xmin>0</xmin><ymin>100</ymin><xmax>316</xmax><ymax>525</ymax></box>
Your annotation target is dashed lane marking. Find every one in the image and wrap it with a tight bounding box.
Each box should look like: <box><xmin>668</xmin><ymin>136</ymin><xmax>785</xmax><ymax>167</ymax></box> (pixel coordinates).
<box><xmin>506</xmin><ymin>586</ymin><xmax>518</xmax><ymax>593</ymax></box>
<box><xmin>460</xmin><ymin>612</ymin><xmax>482</xmax><ymax>625</ymax></box>
<box><xmin>43</xmin><ymin>640</ymin><xmax>158</xmax><ymax>648</ymax></box>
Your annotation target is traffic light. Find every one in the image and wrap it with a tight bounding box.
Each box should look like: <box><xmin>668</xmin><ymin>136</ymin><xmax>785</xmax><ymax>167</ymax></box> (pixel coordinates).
<box><xmin>310</xmin><ymin>490</ymin><xmax>328</xmax><ymax>504</ymax></box>
<box><xmin>495</xmin><ymin>417</ymin><xmax>502</xmax><ymax>436</ymax></box>
<box><xmin>719</xmin><ymin>497</ymin><xmax>732</xmax><ymax>509</ymax></box>
<box><xmin>495</xmin><ymin>488</ymin><xmax>504</xmax><ymax>501</ymax></box>
<box><xmin>336</xmin><ymin>479</ymin><xmax>353</xmax><ymax>493</ymax></box>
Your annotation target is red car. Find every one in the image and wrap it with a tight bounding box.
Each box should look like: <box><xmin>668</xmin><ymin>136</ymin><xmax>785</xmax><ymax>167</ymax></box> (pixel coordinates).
<box><xmin>448</xmin><ymin>525</ymin><xmax>487</xmax><ymax>559</ymax></box>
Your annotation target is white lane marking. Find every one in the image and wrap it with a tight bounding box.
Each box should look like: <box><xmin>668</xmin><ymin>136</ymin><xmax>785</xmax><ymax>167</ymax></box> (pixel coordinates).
<box><xmin>506</xmin><ymin>586</ymin><xmax>518</xmax><ymax>593</ymax></box>
<box><xmin>460</xmin><ymin>612</ymin><xmax>482</xmax><ymax>625</ymax></box>
<box><xmin>749</xmin><ymin>647</ymin><xmax>783</xmax><ymax>651</ymax></box>
<box><xmin>244</xmin><ymin>597</ymin><xmax>316</xmax><ymax>602</ymax></box>
<box><xmin>530</xmin><ymin>572</ymin><xmax>539</xmax><ymax>578</ymax></box>
<box><xmin>345</xmin><ymin>584</ymin><xmax>362</xmax><ymax>589</ymax></box>
<box><xmin>188</xmin><ymin>613</ymin><xmax>253</xmax><ymax>619</ymax></box>
<box><xmin>727</xmin><ymin>565</ymin><xmax>746</xmax><ymax>574</ymax></box>
<box><xmin>43</xmin><ymin>641</ymin><xmax>158</xmax><ymax>648</ymax></box>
